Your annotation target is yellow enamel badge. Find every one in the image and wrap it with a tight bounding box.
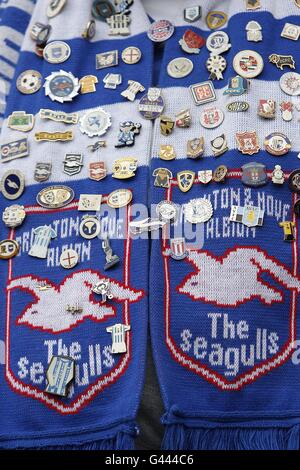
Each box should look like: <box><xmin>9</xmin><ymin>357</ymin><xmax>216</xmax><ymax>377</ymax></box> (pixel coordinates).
<box><xmin>177</xmin><ymin>171</ymin><xmax>195</xmax><ymax>192</ymax></box>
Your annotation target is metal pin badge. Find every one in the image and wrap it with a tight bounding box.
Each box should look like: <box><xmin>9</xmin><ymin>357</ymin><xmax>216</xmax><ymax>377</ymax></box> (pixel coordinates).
<box><xmin>92</xmin><ymin>279</ymin><xmax>114</xmax><ymax>303</ymax></box>
<box><xmin>45</xmin><ymin>356</ymin><xmax>75</xmax><ymax>397</ymax></box>
<box><xmin>106</xmin><ymin>323</ymin><xmax>131</xmax><ymax>354</ymax></box>
<box><xmin>101</xmin><ymin>234</ymin><xmax>120</xmax><ymax>270</ymax></box>
<box><xmin>115</xmin><ymin>121</ymin><xmax>141</xmax><ymax>147</ymax></box>
<box><xmin>279</xmin><ymin>221</ymin><xmax>295</xmax><ymax>241</ymax></box>
<box><xmin>29</xmin><ymin>225</ymin><xmax>57</xmax><ymax>259</ymax></box>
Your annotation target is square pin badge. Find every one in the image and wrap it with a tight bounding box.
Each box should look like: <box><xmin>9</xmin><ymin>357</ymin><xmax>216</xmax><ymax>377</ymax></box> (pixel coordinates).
<box><xmin>281</xmin><ymin>23</ymin><xmax>300</xmax><ymax>41</ymax></box>
<box><xmin>190</xmin><ymin>81</ymin><xmax>217</xmax><ymax>105</ymax></box>
<box><xmin>96</xmin><ymin>50</ymin><xmax>118</xmax><ymax>69</ymax></box>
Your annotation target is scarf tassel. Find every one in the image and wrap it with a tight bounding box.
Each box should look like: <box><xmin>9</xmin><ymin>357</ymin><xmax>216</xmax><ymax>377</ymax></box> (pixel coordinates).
<box><xmin>162</xmin><ymin>424</ymin><xmax>300</xmax><ymax>450</ymax></box>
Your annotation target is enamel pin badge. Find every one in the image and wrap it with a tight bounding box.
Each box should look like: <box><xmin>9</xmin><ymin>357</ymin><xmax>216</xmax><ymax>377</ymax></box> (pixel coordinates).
<box><xmin>241</xmin><ymin>162</ymin><xmax>268</xmax><ymax>187</ymax></box>
<box><xmin>29</xmin><ymin>225</ymin><xmax>57</xmax><ymax>259</ymax></box>
<box><xmin>8</xmin><ymin>111</ymin><xmax>34</xmax><ymax>132</ymax></box>
<box><xmin>184</xmin><ymin>6</ymin><xmax>201</xmax><ymax>22</ymax></box>
<box><xmin>166</xmin><ymin>238</ymin><xmax>188</xmax><ymax>261</ymax></box>
<box><xmin>44</xmin><ymin>70</ymin><xmax>80</xmax><ymax>103</ymax></box>
<box><xmin>45</xmin><ymin>356</ymin><xmax>75</xmax><ymax>397</ymax></box>
<box><xmin>79</xmin><ymin>108</ymin><xmax>112</xmax><ymax>137</ymax></box>
<box><xmin>269</xmin><ymin>54</ymin><xmax>295</xmax><ymax>70</ymax></box>
<box><xmin>230</xmin><ymin>205</ymin><xmax>264</xmax><ymax>227</ymax></box>
<box><xmin>187</xmin><ymin>137</ymin><xmax>204</xmax><ymax>159</ymax></box>
<box><xmin>177</xmin><ymin>170</ymin><xmax>195</xmax><ymax>192</ymax></box>
<box><xmin>236</xmin><ymin>131</ymin><xmax>260</xmax><ymax>155</ymax></box>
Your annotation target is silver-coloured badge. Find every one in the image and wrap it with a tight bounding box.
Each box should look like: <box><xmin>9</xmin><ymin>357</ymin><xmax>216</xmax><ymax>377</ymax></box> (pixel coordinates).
<box><xmin>156</xmin><ymin>200</ymin><xmax>178</xmax><ymax>223</ymax></box>
<box><xmin>96</xmin><ymin>50</ymin><xmax>118</xmax><ymax>69</ymax></box>
<box><xmin>1</xmin><ymin>138</ymin><xmax>29</xmax><ymax>163</ymax></box>
<box><xmin>121</xmin><ymin>80</ymin><xmax>145</xmax><ymax>101</ymax></box>
<box><xmin>47</xmin><ymin>0</ymin><xmax>67</xmax><ymax>18</ymax></box>
<box><xmin>34</xmin><ymin>162</ymin><xmax>52</xmax><ymax>182</ymax></box>
<box><xmin>206</xmin><ymin>54</ymin><xmax>227</xmax><ymax>80</ymax></box>
<box><xmin>78</xmin><ymin>194</ymin><xmax>102</xmax><ymax>211</ymax></box>
<box><xmin>60</xmin><ymin>249</ymin><xmax>79</xmax><ymax>269</ymax></box>
<box><xmin>43</xmin><ymin>41</ymin><xmax>71</xmax><ymax>63</ymax></box>
<box><xmin>106</xmin><ymin>14</ymin><xmax>131</xmax><ymax>36</ymax></box>
<box><xmin>167</xmin><ymin>57</ymin><xmax>194</xmax><ymax>78</ymax></box>
<box><xmin>92</xmin><ymin>279</ymin><xmax>114</xmax><ymax>303</ymax></box>
<box><xmin>246</xmin><ymin>21</ymin><xmax>263</xmax><ymax>42</ymax></box>
<box><xmin>103</xmin><ymin>73</ymin><xmax>122</xmax><ymax>89</ymax></box>
<box><xmin>184</xmin><ymin>6</ymin><xmax>201</xmax><ymax>22</ymax></box>
<box><xmin>79</xmin><ymin>108</ymin><xmax>112</xmax><ymax>137</ymax></box>
<box><xmin>45</xmin><ymin>356</ymin><xmax>75</xmax><ymax>397</ymax></box>
<box><xmin>206</xmin><ymin>31</ymin><xmax>231</xmax><ymax>54</ymax></box>
<box><xmin>36</xmin><ymin>186</ymin><xmax>74</xmax><ymax>209</ymax></box>
<box><xmin>44</xmin><ymin>70</ymin><xmax>80</xmax><ymax>103</ymax></box>
<box><xmin>185</xmin><ymin>198</ymin><xmax>213</xmax><ymax>224</ymax></box>
<box><xmin>29</xmin><ymin>225</ymin><xmax>57</xmax><ymax>259</ymax></box>
<box><xmin>2</xmin><ymin>205</ymin><xmax>26</xmax><ymax>228</ymax></box>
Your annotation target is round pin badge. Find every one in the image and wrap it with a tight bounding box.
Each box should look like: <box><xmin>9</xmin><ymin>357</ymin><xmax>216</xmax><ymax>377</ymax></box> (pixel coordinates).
<box><xmin>233</xmin><ymin>50</ymin><xmax>264</xmax><ymax>78</ymax></box>
<box><xmin>0</xmin><ymin>170</ymin><xmax>25</xmax><ymax>200</ymax></box>
<box><xmin>2</xmin><ymin>204</ymin><xmax>26</xmax><ymax>228</ymax></box>
<box><xmin>60</xmin><ymin>249</ymin><xmax>79</xmax><ymax>269</ymax></box>
<box><xmin>167</xmin><ymin>57</ymin><xmax>194</xmax><ymax>78</ymax></box>
<box><xmin>122</xmin><ymin>46</ymin><xmax>142</xmax><ymax>64</ymax></box>
<box><xmin>185</xmin><ymin>198</ymin><xmax>213</xmax><ymax>224</ymax></box>
<box><xmin>44</xmin><ymin>70</ymin><xmax>80</xmax><ymax>103</ymax></box>
<box><xmin>79</xmin><ymin>215</ymin><xmax>101</xmax><ymax>239</ymax></box>
<box><xmin>17</xmin><ymin>70</ymin><xmax>42</xmax><ymax>94</ymax></box>
<box><xmin>264</xmin><ymin>133</ymin><xmax>291</xmax><ymax>156</ymax></box>
<box><xmin>206</xmin><ymin>31</ymin><xmax>231</xmax><ymax>54</ymax></box>
<box><xmin>280</xmin><ymin>72</ymin><xmax>300</xmax><ymax>96</ymax></box>
<box><xmin>43</xmin><ymin>41</ymin><xmax>71</xmax><ymax>64</ymax></box>
<box><xmin>213</xmin><ymin>165</ymin><xmax>228</xmax><ymax>183</ymax></box>
<box><xmin>36</xmin><ymin>185</ymin><xmax>74</xmax><ymax>209</ymax></box>
<box><xmin>156</xmin><ymin>200</ymin><xmax>178</xmax><ymax>223</ymax></box>
<box><xmin>0</xmin><ymin>240</ymin><xmax>20</xmax><ymax>260</ymax></box>
<box><xmin>200</xmin><ymin>107</ymin><xmax>224</xmax><ymax>129</ymax></box>
<box><xmin>92</xmin><ymin>0</ymin><xmax>115</xmax><ymax>21</ymax></box>
<box><xmin>138</xmin><ymin>88</ymin><xmax>165</xmax><ymax>119</ymax></box>
<box><xmin>107</xmin><ymin>189</ymin><xmax>133</xmax><ymax>208</ymax></box>
<box><xmin>288</xmin><ymin>169</ymin><xmax>300</xmax><ymax>193</ymax></box>
<box><xmin>147</xmin><ymin>19</ymin><xmax>174</xmax><ymax>42</ymax></box>
<box><xmin>79</xmin><ymin>108</ymin><xmax>112</xmax><ymax>137</ymax></box>
<box><xmin>47</xmin><ymin>0</ymin><xmax>67</xmax><ymax>18</ymax></box>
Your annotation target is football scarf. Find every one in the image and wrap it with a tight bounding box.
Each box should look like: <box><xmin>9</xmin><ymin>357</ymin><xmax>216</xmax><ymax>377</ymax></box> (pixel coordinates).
<box><xmin>0</xmin><ymin>0</ymin><xmax>150</xmax><ymax>449</ymax></box>
<box><xmin>148</xmin><ymin>0</ymin><xmax>300</xmax><ymax>451</ymax></box>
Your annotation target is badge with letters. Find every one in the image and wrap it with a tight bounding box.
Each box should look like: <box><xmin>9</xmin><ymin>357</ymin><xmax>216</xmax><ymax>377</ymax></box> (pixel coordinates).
<box><xmin>177</xmin><ymin>170</ymin><xmax>195</xmax><ymax>192</ymax></box>
<box><xmin>1</xmin><ymin>138</ymin><xmax>29</xmax><ymax>163</ymax></box>
<box><xmin>45</xmin><ymin>356</ymin><xmax>75</xmax><ymax>397</ymax></box>
<box><xmin>112</xmin><ymin>158</ymin><xmax>137</xmax><ymax>179</ymax></box>
<box><xmin>35</xmin><ymin>131</ymin><xmax>73</xmax><ymax>142</ymax></box>
<box><xmin>230</xmin><ymin>205</ymin><xmax>264</xmax><ymax>227</ymax></box>
<box><xmin>187</xmin><ymin>137</ymin><xmax>204</xmax><ymax>159</ymax></box>
<box><xmin>39</xmin><ymin>109</ymin><xmax>79</xmax><ymax>124</ymax></box>
<box><xmin>34</xmin><ymin>163</ymin><xmax>52</xmax><ymax>182</ymax></box>
<box><xmin>2</xmin><ymin>204</ymin><xmax>26</xmax><ymax>228</ymax></box>
<box><xmin>264</xmin><ymin>133</ymin><xmax>291</xmax><ymax>156</ymax></box>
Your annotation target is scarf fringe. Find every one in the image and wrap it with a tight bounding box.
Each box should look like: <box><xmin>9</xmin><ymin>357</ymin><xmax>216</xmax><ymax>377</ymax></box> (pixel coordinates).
<box><xmin>162</xmin><ymin>424</ymin><xmax>300</xmax><ymax>450</ymax></box>
<box><xmin>42</xmin><ymin>431</ymin><xmax>135</xmax><ymax>450</ymax></box>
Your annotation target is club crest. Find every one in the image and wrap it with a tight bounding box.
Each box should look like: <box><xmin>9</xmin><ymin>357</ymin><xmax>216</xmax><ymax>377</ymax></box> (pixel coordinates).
<box><xmin>177</xmin><ymin>171</ymin><xmax>195</xmax><ymax>192</ymax></box>
<box><xmin>236</xmin><ymin>131</ymin><xmax>260</xmax><ymax>155</ymax></box>
<box><xmin>198</xmin><ymin>170</ymin><xmax>213</xmax><ymax>184</ymax></box>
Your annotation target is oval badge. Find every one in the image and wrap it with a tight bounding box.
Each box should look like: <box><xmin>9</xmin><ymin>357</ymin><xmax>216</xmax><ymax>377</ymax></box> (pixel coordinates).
<box><xmin>37</xmin><ymin>185</ymin><xmax>74</xmax><ymax>209</ymax></box>
<box><xmin>227</xmin><ymin>102</ymin><xmax>249</xmax><ymax>112</ymax></box>
<box><xmin>0</xmin><ymin>170</ymin><xmax>25</xmax><ymax>200</ymax></box>
<box><xmin>107</xmin><ymin>189</ymin><xmax>133</xmax><ymax>208</ymax></box>
<box><xmin>0</xmin><ymin>239</ymin><xmax>19</xmax><ymax>259</ymax></box>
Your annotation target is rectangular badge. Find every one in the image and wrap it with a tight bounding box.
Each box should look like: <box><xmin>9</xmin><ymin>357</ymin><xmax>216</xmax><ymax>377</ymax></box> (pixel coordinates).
<box><xmin>1</xmin><ymin>138</ymin><xmax>29</xmax><ymax>163</ymax></box>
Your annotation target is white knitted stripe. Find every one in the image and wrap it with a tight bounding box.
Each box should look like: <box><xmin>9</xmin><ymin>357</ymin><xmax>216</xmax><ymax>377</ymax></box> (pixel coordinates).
<box><xmin>0</xmin><ymin>99</ymin><xmax>152</xmax><ymax>185</ymax></box>
<box><xmin>0</xmin><ymin>0</ymin><xmax>35</xmax><ymax>15</ymax></box>
<box><xmin>21</xmin><ymin>0</ymin><xmax>152</xmax><ymax>53</ymax></box>
<box><xmin>143</xmin><ymin>0</ymin><xmax>300</xmax><ymax>29</ymax></box>
<box><xmin>150</xmin><ymin>83</ymin><xmax>300</xmax><ymax>159</ymax></box>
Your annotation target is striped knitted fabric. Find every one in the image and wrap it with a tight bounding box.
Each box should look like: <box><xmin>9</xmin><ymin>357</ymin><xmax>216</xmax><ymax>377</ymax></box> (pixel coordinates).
<box><xmin>1</xmin><ymin>0</ymin><xmax>300</xmax><ymax>451</ymax></box>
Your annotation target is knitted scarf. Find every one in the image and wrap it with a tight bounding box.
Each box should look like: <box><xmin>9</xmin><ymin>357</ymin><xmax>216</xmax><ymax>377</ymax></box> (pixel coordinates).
<box><xmin>1</xmin><ymin>0</ymin><xmax>300</xmax><ymax>451</ymax></box>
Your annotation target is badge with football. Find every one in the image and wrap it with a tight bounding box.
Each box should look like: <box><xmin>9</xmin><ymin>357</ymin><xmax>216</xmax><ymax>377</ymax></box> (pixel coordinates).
<box><xmin>4</xmin><ymin>181</ymin><xmax>145</xmax><ymax>412</ymax></box>
<box><xmin>154</xmin><ymin>166</ymin><xmax>300</xmax><ymax>391</ymax></box>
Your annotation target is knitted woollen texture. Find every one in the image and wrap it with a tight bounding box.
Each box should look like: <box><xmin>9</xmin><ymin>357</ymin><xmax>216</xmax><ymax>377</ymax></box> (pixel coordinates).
<box><xmin>148</xmin><ymin>0</ymin><xmax>300</xmax><ymax>450</ymax></box>
<box><xmin>0</xmin><ymin>0</ymin><xmax>151</xmax><ymax>449</ymax></box>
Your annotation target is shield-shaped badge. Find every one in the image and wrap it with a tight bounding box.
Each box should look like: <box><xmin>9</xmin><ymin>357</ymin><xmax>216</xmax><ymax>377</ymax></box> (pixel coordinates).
<box><xmin>89</xmin><ymin>162</ymin><xmax>107</xmax><ymax>181</ymax></box>
<box><xmin>63</xmin><ymin>153</ymin><xmax>84</xmax><ymax>176</ymax></box>
<box><xmin>242</xmin><ymin>162</ymin><xmax>268</xmax><ymax>187</ymax></box>
<box><xmin>198</xmin><ymin>170</ymin><xmax>213</xmax><ymax>184</ymax></box>
<box><xmin>177</xmin><ymin>170</ymin><xmax>195</xmax><ymax>192</ymax></box>
<box><xmin>236</xmin><ymin>131</ymin><xmax>260</xmax><ymax>155</ymax></box>
<box><xmin>34</xmin><ymin>162</ymin><xmax>52</xmax><ymax>182</ymax></box>
<box><xmin>159</xmin><ymin>145</ymin><xmax>176</xmax><ymax>161</ymax></box>
<box><xmin>242</xmin><ymin>206</ymin><xmax>264</xmax><ymax>227</ymax></box>
<box><xmin>187</xmin><ymin>137</ymin><xmax>204</xmax><ymax>159</ymax></box>
<box><xmin>184</xmin><ymin>6</ymin><xmax>201</xmax><ymax>22</ymax></box>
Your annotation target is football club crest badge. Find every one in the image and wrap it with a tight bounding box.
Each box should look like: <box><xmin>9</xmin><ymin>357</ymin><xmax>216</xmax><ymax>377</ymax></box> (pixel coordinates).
<box><xmin>241</xmin><ymin>162</ymin><xmax>268</xmax><ymax>187</ymax></box>
<box><xmin>187</xmin><ymin>137</ymin><xmax>204</xmax><ymax>159</ymax></box>
<box><xmin>230</xmin><ymin>205</ymin><xmax>264</xmax><ymax>227</ymax></box>
<box><xmin>1</xmin><ymin>138</ymin><xmax>29</xmax><ymax>163</ymax></box>
<box><xmin>112</xmin><ymin>157</ymin><xmax>138</xmax><ymax>179</ymax></box>
<box><xmin>45</xmin><ymin>356</ymin><xmax>75</xmax><ymax>397</ymax></box>
<box><xmin>179</xmin><ymin>29</ymin><xmax>205</xmax><ymax>54</ymax></box>
<box><xmin>272</xmin><ymin>165</ymin><xmax>285</xmax><ymax>184</ymax></box>
<box><xmin>246</xmin><ymin>0</ymin><xmax>261</xmax><ymax>10</ymax></box>
<box><xmin>264</xmin><ymin>133</ymin><xmax>291</xmax><ymax>156</ymax></box>
<box><xmin>198</xmin><ymin>170</ymin><xmax>213</xmax><ymax>184</ymax></box>
<box><xmin>176</xmin><ymin>109</ymin><xmax>191</xmax><ymax>128</ymax></box>
<box><xmin>213</xmin><ymin>165</ymin><xmax>228</xmax><ymax>183</ymax></box>
<box><xmin>160</xmin><ymin>115</ymin><xmax>175</xmax><ymax>136</ymax></box>
<box><xmin>34</xmin><ymin>162</ymin><xmax>52</xmax><ymax>182</ymax></box>
<box><xmin>206</xmin><ymin>11</ymin><xmax>228</xmax><ymax>30</ymax></box>
<box><xmin>153</xmin><ymin>168</ymin><xmax>173</xmax><ymax>188</ymax></box>
<box><xmin>223</xmin><ymin>75</ymin><xmax>248</xmax><ymax>96</ymax></box>
<box><xmin>167</xmin><ymin>238</ymin><xmax>188</xmax><ymax>260</ymax></box>
<box><xmin>190</xmin><ymin>81</ymin><xmax>216</xmax><ymax>105</ymax></box>
<box><xmin>8</xmin><ymin>111</ymin><xmax>34</xmax><ymax>132</ymax></box>
<box><xmin>63</xmin><ymin>153</ymin><xmax>84</xmax><ymax>176</ymax></box>
<box><xmin>184</xmin><ymin>6</ymin><xmax>201</xmax><ymax>23</ymax></box>
<box><xmin>159</xmin><ymin>145</ymin><xmax>176</xmax><ymax>161</ymax></box>
<box><xmin>89</xmin><ymin>162</ymin><xmax>107</xmax><ymax>181</ymax></box>
<box><xmin>246</xmin><ymin>21</ymin><xmax>262</xmax><ymax>42</ymax></box>
<box><xmin>236</xmin><ymin>131</ymin><xmax>260</xmax><ymax>155</ymax></box>
<box><xmin>258</xmin><ymin>99</ymin><xmax>276</xmax><ymax>119</ymax></box>
<box><xmin>280</xmin><ymin>100</ymin><xmax>293</xmax><ymax>120</ymax></box>
<box><xmin>211</xmin><ymin>134</ymin><xmax>228</xmax><ymax>157</ymax></box>
<box><xmin>177</xmin><ymin>170</ymin><xmax>195</xmax><ymax>192</ymax></box>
